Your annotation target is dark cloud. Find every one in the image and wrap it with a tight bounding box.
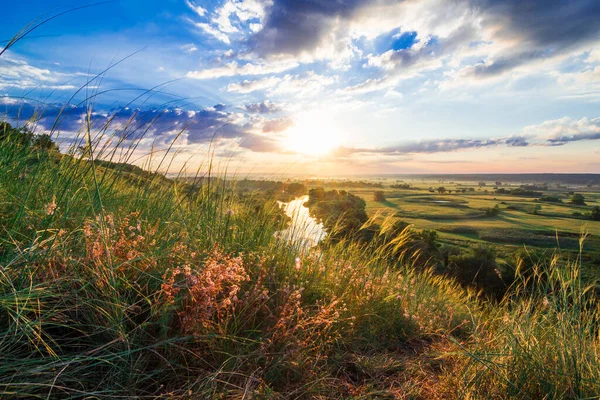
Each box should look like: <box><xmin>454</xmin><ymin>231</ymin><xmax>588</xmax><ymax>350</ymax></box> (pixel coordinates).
<box><xmin>1</xmin><ymin>100</ymin><xmax>248</xmax><ymax>145</ymax></box>
<box><xmin>336</xmin><ymin>135</ymin><xmax>534</xmax><ymax>156</ymax></box>
<box><xmin>379</xmin><ymin>138</ymin><xmax>501</xmax><ymax>154</ymax></box>
<box><xmin>505</xmin><ymin>136</ymin><xmax>529</xmax><ymax>147</ymax></box>
<box><xmin>262</xmin><ymin>117</ymin><xmax>294</xmax><ymax>133</ymax></box>
<box><xmin>465</xmin><ymin>0</ymin><xmax>600</xmax><ymax>76</ymax></box>
<box><xmin>243</xmin><ymin>100</ymin><xmax>282</xmax><ymax>114</ymax></box>
<box><xmin>248</xmin><ymin>0</ymin><xmax>600</xmax><ymax>77</ymax></box>
<box><xmin>547</xmin><ymin>131</ymin><xmax>600</xmax><ymax>145</ymax></box>
<box><xmin>249</xmin><ymin>0</ymin><xmax>374</xmax><ymax>57</ymax></box>
<box><xmin>475</xmin><ymin>0</ymin><xmax>600</xmax><ymax>48</ymax></box>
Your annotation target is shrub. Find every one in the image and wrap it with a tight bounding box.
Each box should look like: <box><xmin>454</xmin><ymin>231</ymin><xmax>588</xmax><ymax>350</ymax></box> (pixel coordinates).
<box><xmin>570</xmin><ymin>193</ymin><xmax>586</xmax><ymax>205</ymax></box>
<box><xmin>484</xmin><ymin>204</ymin><xmax>500</xmax><ymax>217</ymax></box>
<box><xmin>539</xmin><ymin>195</ymin><xmax>562</xmax><ymax>203</ymax></box>
<box><xmin>591</xmin><ymin>206</ymin><xmax>600</xmax><ymax>221</ymax></box>
<box><xmin>373</xmin><ymin>190</ymin><xmax>386</xmax><ymax>202</ymax></box>
<box><xmin>446</xmin><ymin>245</ymin><xmax>507</xmax><ymax>298</ymax></box>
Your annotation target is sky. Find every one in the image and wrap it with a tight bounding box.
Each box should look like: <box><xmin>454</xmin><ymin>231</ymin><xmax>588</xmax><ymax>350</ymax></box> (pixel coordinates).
<box><xmin>1</xmin><ymin>0</ymin><xmax>600</xmax><ymax>176</ymax></box>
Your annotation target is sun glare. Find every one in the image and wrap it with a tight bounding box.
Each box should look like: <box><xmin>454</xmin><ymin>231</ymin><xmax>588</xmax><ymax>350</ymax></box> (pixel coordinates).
<box><xmin>283</xmin><ymin>110</ymin><xmax>341</xmax><ymax>156</ymax></box>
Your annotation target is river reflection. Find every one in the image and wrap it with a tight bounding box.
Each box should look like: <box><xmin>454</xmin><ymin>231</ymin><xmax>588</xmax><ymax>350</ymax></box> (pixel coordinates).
<box><xmin>275</xmin><ymin>195</ymin><xmax>327</xmax><ymax>249</ymax></box>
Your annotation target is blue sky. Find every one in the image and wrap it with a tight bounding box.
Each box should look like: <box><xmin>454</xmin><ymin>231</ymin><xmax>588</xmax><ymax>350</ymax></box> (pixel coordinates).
<box><xmin>1</xmin><ymin>0</ymin><xmax>600</xmax><ymax>175</ymax></box>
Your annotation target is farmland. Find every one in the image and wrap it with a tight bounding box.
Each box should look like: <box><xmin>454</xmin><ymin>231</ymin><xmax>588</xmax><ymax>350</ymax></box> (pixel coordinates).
<box><xmin>307</xmin><ymin>175</ymin><xmax>600</xmax><ymax>269</ymax></box>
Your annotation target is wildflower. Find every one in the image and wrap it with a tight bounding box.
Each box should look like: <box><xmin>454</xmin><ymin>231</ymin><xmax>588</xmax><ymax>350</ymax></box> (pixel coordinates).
<box><xmin>295</xmin><ymin>257</ymin><xmax>302</xmax><ymax>270</ymax></box>
<box><xmin>226</xmin><ymin>209</ymin><xmax>235</xmax><ymax>217</ymax></box>
<box><xmin>542</xmin><ymin>296</ymin><xmax>550</xmax><ymax>309</ymax></box>
<box><xmin>44</xmin><ymin>196</ymin><xmax>58</xmax><ymax>216</ymax></box>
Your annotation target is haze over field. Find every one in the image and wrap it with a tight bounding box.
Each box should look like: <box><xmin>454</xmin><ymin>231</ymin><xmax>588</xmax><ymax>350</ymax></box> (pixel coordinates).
<box><xmin>2</xmin><ymin>0</ymin><xmax>600</xmax><ymax>175</ymax></box>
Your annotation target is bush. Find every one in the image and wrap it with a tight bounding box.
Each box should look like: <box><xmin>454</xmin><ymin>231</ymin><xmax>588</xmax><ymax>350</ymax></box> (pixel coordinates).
<box><xmin>446</xmin><ymin>245</ymin><xmax>507</xmax><ymax>298</ymax></box>
<box><xmin>570</xmin><ymin>193</ymin><xmax>586</xmax><ymax>205</ymax></box>
<box><xmin>373</xmin><ymin>190</ymin><xmax>386</xmax><ymax>202</ymax></box>
<box><xmin>539</xmin><ymin>195</ymin><xmax>562</xmax><ymax>203</ymax></box>
<box><xmin>591</xmin><ymin>206</ymin><xmax>600</xmax><ymax>221</ymax></box>
<box><xmin>484</xmin><ymin>204</ymin><xmax>500</xmax><ymax>217</ymax></box>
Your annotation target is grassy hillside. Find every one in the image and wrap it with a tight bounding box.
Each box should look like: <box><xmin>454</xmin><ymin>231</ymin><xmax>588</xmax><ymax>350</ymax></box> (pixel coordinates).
<box><xmin>1</xmin><ymin>122</ymin><xmax>600</xmax><ymax>398</ymax></box>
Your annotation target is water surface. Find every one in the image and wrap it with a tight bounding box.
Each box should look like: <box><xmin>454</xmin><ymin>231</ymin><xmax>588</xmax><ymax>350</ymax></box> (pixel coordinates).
<box><xmin>275</xmin><ymin>195</ymin><xmax>326</xmax><ymax>249</ymax></box>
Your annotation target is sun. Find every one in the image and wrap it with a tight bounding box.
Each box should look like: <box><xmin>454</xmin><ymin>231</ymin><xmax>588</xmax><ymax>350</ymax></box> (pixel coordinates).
<box><xmin>283</xmin><ymin>110</ymin><xmax>341</xmax><ymax>156</ymax></box>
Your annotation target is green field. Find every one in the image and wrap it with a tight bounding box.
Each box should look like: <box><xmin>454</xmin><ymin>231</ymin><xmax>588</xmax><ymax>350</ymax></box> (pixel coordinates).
<box><xmin>315</xmin><ymin>178</ymin><xmax>600</xmax><ymax>256</ymax></box>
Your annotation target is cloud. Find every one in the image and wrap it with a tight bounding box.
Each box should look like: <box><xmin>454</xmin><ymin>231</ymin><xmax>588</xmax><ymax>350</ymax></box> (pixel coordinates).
<box><xmin>262</xmin><ymin>117</ymin><xmax>293</xmax><ymax>133</ymax></box>
<box><xmin>187</xmin><ymin>60</ymin><xmax>298</xmax><ymax>79</ymax></box>
<box><xmin>366</xmin><ymin>24</ymin><xmax>474</xmax><ymax>72</ymax></box>
<box><xmin>522</xmin><ymin>116</ymin><xmax>600</xmax><ymax>145</ymax></box>
<box><xmin>187</xmin><ymin>0</ymin><xmax>268</xmax><ymax>46</ymax></box>
<box><xmin>227</xmin><ymin>72</ymin><xmax>336</xmax><ymax>95</ymax></box>
<box><xmin>333</xmin><ymin>137</ymin><xmax>508</xmax><ymax>157</ymax></box>
<box><xmin>337</xmin><ymin>116</ymin><xmax>600</xmax><ymax>157</ymax></box>
<box><xmin>0</xmin><ymin>55</ymin><xmax>81</xmax><ymax>91</ymax></box>
<box><xmin>451</xmin><ymin>0</ymin><xmax>600</xmax><ymax>79</ymax></box>
<box><xmin>180</xmin><ymin>43</ymin><xmax>198</xmax><ymax>53</ymax></box>
<box><xmin>248</xmin><ymin>0</ymin><xmax>367</xmax><ymax>58</ymax></box>
<box><xmin>238</xmin><ymin>133</ymin><xmax>282</xmax><ymax>153</ymax></box>
<box><xmin>0</xmin><ymin>100</ymin><xmax>253</xmax><ymax>147</ymax></box>
<box><xmin>240</xmin><ymin>0</ymin><xmax>600</xmax><ymax>90</ymax></box>
<box><xmin>504</xmin><ymin>136</ymin><xmax>530</xmax><ymax>147</ymax></box>
<box><xmin>194</xmin><ymin>22</ymin><xmax>232</xmax><ymax>44</ymax></box>
<box><xmin>243</xmin><ymin>100</ymin><xmax>282</xmax><ymax>113</ymax></box>
<box><xmin>227</xmin><ymin>76</ymin><xmax>281</xmax><ymax>93</ymax></box>
<box><xmin>185</xmin><ymin>0</ymin><xmax>207</xmax><ymax>17</ymax></box>
<box><xmin>378</xmin><ymin>137</ymin><xmax>503</xmax><ymax>154</ymax></box>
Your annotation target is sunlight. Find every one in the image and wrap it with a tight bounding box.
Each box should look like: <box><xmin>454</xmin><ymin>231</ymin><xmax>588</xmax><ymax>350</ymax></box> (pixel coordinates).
<box><xmin>283</xmin><ymin>110</ymin><xmax>341</xmax><ymax>156</ymax></box>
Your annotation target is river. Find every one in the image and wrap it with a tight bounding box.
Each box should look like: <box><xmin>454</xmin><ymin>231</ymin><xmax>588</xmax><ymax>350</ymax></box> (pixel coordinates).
<box><xmin>275</xmin><ymin>195</ymin><xmax>327</xmax><ymax>249</ymax></box>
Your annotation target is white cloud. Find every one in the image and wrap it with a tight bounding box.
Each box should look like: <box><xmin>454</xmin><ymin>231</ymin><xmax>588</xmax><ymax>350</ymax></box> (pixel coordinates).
<box><xmin>188</xmin><ymin>0</ymin><xmax>269</xmax><ymax>45</ymax></box>
<box><xmin>522</xmin><ymin>117</ymin><xmax>600</xmax><ymax>144</ymax></box>
<box><xmin>181</xmin><ymin>43</ymin><xmax>198</xmax><ymax>53</ymax></box>
<box><xmin>0</xmin><ymin>55</ymin><xmax>81</xmax><ymax>91</ymax></box>
<box><xmin>227</xmin><ymin>72</ymin><xmax>337</xmax><ymax>96</ymax></box>
<box><xmin>185</xmin><ymin>0</ymin><xmax>207</xmax><ymax>17</ymax></box>
<box><xmin>195</xmin><ymin>22</ymin><xmax>231</xmax><ymax>44</ymax></box>
<box><xmin>227</xmin><ymin>76</ymin><xmax>281</xmax><ymax>93</ymax></box>
<box><xmin>187</xmin><ymin>60</ymin><xmax>298</xmax><ymax>79</ymax></box>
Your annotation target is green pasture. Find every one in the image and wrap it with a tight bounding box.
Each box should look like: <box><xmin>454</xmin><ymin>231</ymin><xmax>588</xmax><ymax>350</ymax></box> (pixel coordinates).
<box><xmin>319</xmin><ymin>182</ymin><xmax>600</xmax><ymax>251</ymax></box>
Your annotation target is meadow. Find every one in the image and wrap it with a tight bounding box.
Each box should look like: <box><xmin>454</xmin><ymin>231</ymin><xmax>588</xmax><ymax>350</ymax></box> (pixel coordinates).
<box><xmin>311</xmin><ymin>177</ymin><xmax>600</xmax><ymax>264</ymax></box>
<box><xmin>2</xmin><ymin>119</ymin><xmax>600</xmax><ymax>398</ymax></box>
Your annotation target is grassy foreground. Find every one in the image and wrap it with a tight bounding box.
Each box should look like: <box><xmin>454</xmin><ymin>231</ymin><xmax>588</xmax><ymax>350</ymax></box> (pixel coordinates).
<box><xmin>1</xmin><ymin>120</ymin><xmax>600</xmax><ymax>399</ymax></box>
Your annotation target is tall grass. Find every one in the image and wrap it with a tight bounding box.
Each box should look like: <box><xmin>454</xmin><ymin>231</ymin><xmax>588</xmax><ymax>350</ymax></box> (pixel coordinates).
<box><xmin>451</xmin><ymin>246</ymin><xmax>600</xmax><ymax>399</ymax></box>
<box><xmin>2</xmin><ymin>37</ymin><xmax>600</xmax><ymax>399</ymax></box>
<box><xmin>0</xmin><ymin>97</ymin><xmax>480</xmax><ymax>397</ymax></box>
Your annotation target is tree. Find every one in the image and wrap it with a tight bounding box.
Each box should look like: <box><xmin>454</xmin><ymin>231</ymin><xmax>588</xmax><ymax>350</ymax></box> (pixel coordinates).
<box><xmin>530</xmin><ymin>204</ymin><xmax>542</xmax><ymax>215</ymax></box>
<box><xmin>373</xmin><ymin>190</ymin><xmax>386</xmax><ymax>202</ymax></box>
<box><xmin>32</xmin><ymin>134</ymin><xmax>59</xmax><ymax>152</ymax></box>
<box><xmin>484</xmin><ymin>204</ymin><xmax>500</xmax><ymax>217</ymax></box>
<box><xmin>284</xmin><ymin>182</ymin><xmax>306</xmax><ymax>197</ymax></box>
<box><xmin>304</xmin><ymin>188</ymin><xmax>369</xmax><ymax>242</ymax></box>
<box><xmin>437</xmin><ymin>186</ymin><xmax>446</xmax><ymax>194</ymax></box>
<box><xmin>0</xmin><ymin>121</ymin><xmax>33</xmax><ymax>147</ymax></box>
<box><xmin>570</xmin><ymin>193</ymin><xmax>586</xmax><ymax>206</ymax></box>
<box><xmin>592</xmin><ymin>206</ymin><xmax>600</xmax><ymax>221</ymax></box>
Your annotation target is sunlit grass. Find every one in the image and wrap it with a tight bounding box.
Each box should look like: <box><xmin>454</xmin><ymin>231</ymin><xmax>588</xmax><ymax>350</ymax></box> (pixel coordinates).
<box><xmin>1</xmin><ymin>28</ymin><xmax>600</xmax><ymax>398</ymax></box>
